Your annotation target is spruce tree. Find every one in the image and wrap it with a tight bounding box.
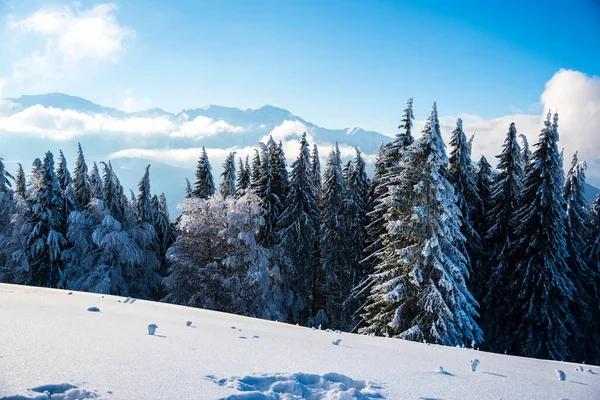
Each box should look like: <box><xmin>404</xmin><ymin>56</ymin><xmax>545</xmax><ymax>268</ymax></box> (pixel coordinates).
<box><xmin>519</xmin><ymin>134</ymin><xmax>533</xmax><ymax>169</ymax></box>
<box><xmin>72</xmin><ymin>143</ymin><xmax>92</xmax><ymax>208</ymax></box>
<box><xmin>89</xmin><ymin>162</ymin><xmax>104</xmax><ymax>200</ymax></box>
<box><xmin>136</xmin><ymin>165</ymin><xmax>154</xmax><ymax>225</ymax></box>
<box><xmin>588</xmin><ymin>193</ymin><xmax>600</xmax><ymax>364</ymax></box>
<box><xmin>0</xmin><ymin>158</ymin><xmax>15</xmax><ymax>276</ymax></box>
<box><xmin>564</xmin><ymin>152</ymin><xmax>597</xmax><ymax>362</ymax></box>
<box><xmin>184</xmin><ymin>178</ymin><xmax>193</xmax><ymax>198</ymax></box>
<box><xmin>311</xmin><ymin>144</ymin><xmax>322</xmax><ymax>199</ymax></box>
<box><xmin>278</xmin><ymin>132</ymin><xmax>320</xmax><ymax>323</ymax></box>
<box><xmin>220</xmin><ymin>152</ymin><xmax>237</xmax><ymax>198</ymax></box>
<box><xmin>509</xmin><ymin>111</ymin><xmax>576</xmax><ymax>360</ymax></box>
<box><xmin>56</xmin><ymin>150</ymin><xmax>78</xmax><ymax>219</ymax></box>
<box><xmin>15</xmin><ymin>164</ymin><xmax>26</xmax><ymax>198</ymax></box>
<box><xmin>24</xmin><ymin>152</ymin><xmax>66</xmax><ymax>287</ymax></box>
<box><xmin>192</xmin><ymin>147</ymin><xmax>215</xmax><ymax>199</ymax></box>
<box><xmin>236</xmin><ymin>156</ymin><xmax>251</xmax><ymax>195</ymax></box>
<box><xmin>448</xmin><ymin>118</ymin><xmax>483</xmax><ymax>296</ymax></box>
<box><xmin>361</xmin><ymin>103</ymin><xmax>482</xmax><ymax>346</ymax></box>
<box><xmin>319</xmin><ymin>144</ymin><xmax>349</xmax><ymax>328</ymax></box>
<box><xmin>483</xmin><ymin>122</ymin><xmax>524</xmax><ymax>352</ymax></box>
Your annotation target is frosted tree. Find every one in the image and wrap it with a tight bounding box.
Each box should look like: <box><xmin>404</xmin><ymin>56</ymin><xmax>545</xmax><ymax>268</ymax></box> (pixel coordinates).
<box><xmin>72</xmin><ymin>143</ymin><xmax>92</xmax><ymax>208</ymax></box>
<box><xmin>164</xmin><ymin>194</ymin><xmax>274</xmax><ymax>318</ymax></box>
<box><xmin>319</xmin><ymin>144</ymin><xmax>349</xmax><ymax>327</ymax></box>
<box><xmin>563</xmin><ymin>152</ymin><xmax>596</xmax><ymax>361</ymax></box>
<box><xmin>0</xmin><ymin>158</ymin><xmax>15</xmax><ymax>278</ymax></box>
<box><xmin>220</xmin><ymin>152</ymin><xmax>237</xmax><ymax>198</ymax></box>
<box><xmin>448</xmin><ymin>118</ymin><xmax>483</xmax><ymax>296</ymax></box>
<box><xmin>361</xmin><ymin>103</ymin><xmax>482</xmax><ymax>347</ymax></box>
<box><xmin>136</xmin><ymin>165</ymin><xmax>154</xmax><ymax>224</ymax></box>
<box><xmin>344</xmin><ymin>148</ymin><xmax>370</xmax><ymax>328</ymax></box>
<box><xmin>192</xmin><ymin>147</ymin><xmax>215</xmax><ymax>199</ymax></box>
<box><xmin>269</xmin><ymin>138</ymin><xmax>288</xmax><ymax>213</ymax></box>
<box><xmin>56</xmin><ymin>150</ymin><xmax>77</xmax><ymax>221</ymax></box>
<box><xmin>152</xmin><ymin>193</ymin><xmax>176</xmax><ymax>278</ymax></box>
<box><xmin>184</xmin><ymin>178</ymin><xmax>193</xmax><ymax>198</ymax></box>
<box><xmin>587</xmin><ymin>193</ymin><xmax>600</xmax><ymax>364</ymax></box>
<box><xmin>311</xmin><ymin>143</ymin><xmax>322</xmax><ymax>199</ymax></box>
<box><xmin>519</xmin><ymin>134</ymin><xmax>533</xmax><ymax>169</ymax></box>
<box><xmin>236</xmin><ymin>156</ymin><xmax>251</xmax><ymax>196</ymax></box>
<box><xmin>15</xmin><ymin>164</ymin><xmax>26</xmax><ymax>197</ymax></box>
<box><xmin>385</xmin><ymin>97</ymin><xmax>415</xmax><ymax>164</ymax></box>
<box><xmin>278</xmin><ymin>133</ymin><xmax>320</xmax><ymax>323</ymax></box>
<box><xmin>23</xmin><ymin>152</ymin><xmax>67</xmax><ymax>287</ymax></box>
<box><xmin>509</xmin><ymin>111</ymin><xmax>575</xmax><ymax>360</ymax></box>
<box><xmin>483</xmin><ymin>122</ymin><xmax>524</xmax><ymax>351</ymax></box>
<box><xmin>250</xmin><ymin>149</ymin><xmax>262</xmax><ymax>192</ymax></box>
<box><xmin>89</xmin><ymin>162</ymin><xmax>104</xmax><ymax>200</ymax></box>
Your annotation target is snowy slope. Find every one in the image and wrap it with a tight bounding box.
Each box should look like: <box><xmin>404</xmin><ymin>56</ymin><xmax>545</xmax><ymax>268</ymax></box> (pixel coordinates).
<box><xmin>0</xmin><ymin>284</ymin><xmax>599</xmax><ymax>400</ymax></box>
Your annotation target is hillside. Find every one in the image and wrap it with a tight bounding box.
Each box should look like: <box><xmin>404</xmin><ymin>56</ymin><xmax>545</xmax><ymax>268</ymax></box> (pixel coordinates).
<box><xmin>0</xmin><ymin>284</ymin><xmax>598</xmax><ymax>399</ymax></box>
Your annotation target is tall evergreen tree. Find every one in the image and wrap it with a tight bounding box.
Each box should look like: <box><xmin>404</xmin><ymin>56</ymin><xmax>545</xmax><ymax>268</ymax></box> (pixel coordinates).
<box><xmin>192</xmin><ymin>147</ymin><xmax>215</xmax><ymax>199</ymax></box>
<box><xmin>24</xmin><ymin>152</ymin><xmax>66</xmax><ymax>287</ymax></box>
<box><xmin>56</xmin><ymin>150</ymin><xmax>77</xmax><ymax>220</ymax></box>
<box><xmin>311</xmin><ymin>143</ymin><xmax>322</xmax><ymax>199</ymax></box>
<box><xmin>448</xmin><ymin>118</ymin><xmax>483</xmax><ymax>295</ymax></box>
<box><xmin>89</xmin><ymin>162</ymin><xmax>103</xmax><ymax>200</ymax></box>
<box><xmin>361</xmin><ymin>103</ymin><xmax>482</xmax><ymax>346</ymax></box>
<box><xmin>73</xmin><ymin>143</ymin><xmax>92</xmax><ymax>208</ymax></box>
<box><xmin>0</xmin><ymin>158</ymin><xmax>15</xmax><ymax>274</ymax></box>
<box><xmin>588</xmin><ymin>193</ymin><xmax>600</xmax><ymax>364</ymax></box>
<box><xmin>184</xmin><ymin>178</ymin><xmax>193</xmax><ymax>198</ymax></box>
<box><xmin>15</xmin><ymin>164</ymin><xmax>26</xmax><ymax>198</ymax></box>
<box><xmin>564</xmin><ymin>152</ymin><xmax>596</xmax><ymax>362</ymax></box>
<box><xmin>278</xmin><ymin>133</ymin><xmax>320</xmax><ymax>323</ymax></box>
<box><xmin>483</xmin><ymin>122</ymin><xmax>524</xmax><ymax>351</ymax></box>
<box><xmin>220</xmin><ymin>152</ymin><xmax>237</xmax><ymax>198</ymax></box>
<box><xmin>509</xmin><ymin>111</ymin><xmax>576</xmax><ymax>360</ymax></box>
<box><xmin>319</xmin><ymin>144</ymin><xmax>349</xmax><ymax>328</ymax></box>
<box><xmin>236</xmin><ymin>156</ymin><xmax>251</xmax><ymax>195</ymax></box>
<box><xmin>519</xmin><ymin>134</ymin><xmax>533</xmax><ymax>169</ymax></box>
<box><xmin>136</xmin><ymin>165</ymin><xmax>154</xmax><ymax>225</ymax></box>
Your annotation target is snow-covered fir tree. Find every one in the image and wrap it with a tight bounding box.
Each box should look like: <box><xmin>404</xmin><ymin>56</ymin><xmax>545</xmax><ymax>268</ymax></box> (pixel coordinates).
<box><xmin>220</xmin><ymin>152</ymin><xmax>237</xmax><ymax>198</ymax></box>
<box><xmin>509</xmin><ymin>111</ymin><xmax>576</xmax><ymax>360</ymax></box>
<box><xmin>136</xmin><ymin>165</ymin><xmax>155</xmax><ymax>225</ymax></box>
<box><xmin>89</xmin><ymin>162</ymin><xmax>104</xmax><ymax>200</ymax></box>
<box><xmin>72</xmin><ymin>143</ymin><xmax>92</xmax><ymax>209</ymax></box>
<box><xmin>448</xmin><ymin>118</ymin><xmax>483</xmax><ymax>296</ymax></box>
<box><xmin>184</xmin><ymin>178</ymin><xmax>193</xmax><ymax>198</ymax></box>
<box><xmin>15</xmin><ymin>163</ymin><xmax>26</xmax><ymax>198</ymax></box>
<box><xmin>278</xmin><ymin>133</ymin><xmax>320</xmax><ymax>323</ymax></box>
<box><xmin>23</xmin><ymin>152</ymin><xmax>67</xmax><ymax>287</ymax></box>
<box><xmin>236</xmin><ymin>156</ymin><xmax>251</xmax><ymax>196</ymax></box>
<box><xmin>192</xmin><ymin>147</ymin><xmax>215</xmax><ymax>199</ymax></box>
<box><xmin>588</xmin><ymin>193</ymin><xmax>600</xmax><ymax>364</ymax></box>
<box><xmin>0</xmin><ymin>158</ymin><xmax>15</xmax><ymax>278</ymax></box>
<box><xmin>56</xmin><ymin>150</ymin><xmax>78</xmax><ymax>222</ymax></box>
<box><xmin>563</xmin><ymin>152</ymin><xmax>597</xmax><ymax>362</ymax></box>
<box><xmin>519</xmin><ymin>134</ymin><xmax>533</xmax><ymax>169</ymax></box>
<box><xmin>361</xmin><ymin>103</ymin><xmax>482</xmax><ymax>347</ymax></box>
<box><xmin>311</xmin><ymin>143</ymin><xmax>322</xmax><ymax>199</ymax></box>
<box><xmin>318</xmin><ymin>144</ymin><xmax>349</xmax><ymax>328</ymax></box>
<box><xmin>483</xmin><ymin>122</ymin><xmax>524</xmax><ymax>352</ymax></box>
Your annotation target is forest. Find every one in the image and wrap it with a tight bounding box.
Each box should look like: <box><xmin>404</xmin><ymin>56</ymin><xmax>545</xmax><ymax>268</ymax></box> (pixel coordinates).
<box><xmin>0</xmin><ymin>100</ymin><xmax>598</xmax><ymax>365</ymax></box>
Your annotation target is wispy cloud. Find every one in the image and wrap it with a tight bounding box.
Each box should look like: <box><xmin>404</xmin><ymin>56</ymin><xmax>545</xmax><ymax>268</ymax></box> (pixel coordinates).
<box><xmin>171</xmin><ymin>115</ymin><xmax>245</xmax><ymax>139</ymax></box>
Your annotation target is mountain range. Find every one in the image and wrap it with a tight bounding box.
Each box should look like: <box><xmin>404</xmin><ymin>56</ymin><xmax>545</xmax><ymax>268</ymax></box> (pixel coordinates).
<box><xmin>0</xmin><ymin>93</ymin><xmax>598</xmax><ymax>216</ymax></box>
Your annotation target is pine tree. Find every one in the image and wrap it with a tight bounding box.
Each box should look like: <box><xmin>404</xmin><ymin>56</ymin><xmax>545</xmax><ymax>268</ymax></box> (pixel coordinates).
<box><xmin>192</xmin><ymin>147</ymin><xmax>215</xmax><ymax>199</ymax></box>
<box><xmin>136</xmin><ymin>165</ymin><xmax>154</xmax><ymax>225</ymax></box>
<box><xmin>220</xmin><ymin>152</ymin><xmax>237</xmax><ymax>198</ymax></box>
<box><xmin>184</xmin><ymin>178</ymin><xmax>192</xmax><ymax>198</ymax></box>
<box><xmin>89</xmin><ymin>162</ymin><xmax>104</xmax><ymax>200</ymax></box>
<box><xmin>448</xmin><ymin>118</ymin><xmax>483</xmax><ymax>297</ymax></box>
<box><xmin>311</xmin><ymin>144</ymin><xmax>322</xmax><ymax>199</ymax></box>
<box><xmin>361</xmin><ymin>103</ymin><xmax>482</xmax><ymax>346</ymax></box>
<box><xmin>483</xmin><ymin>122</ymin><xmax>524</xmax><ymax>352</ymax></box>
<box><xmin>72</xmin><ymin>143</ymin><xmax>92</xmax><ymax>208</ymax></box>
<box><xmin>15</xmin><ymin>164</ymin><xmax>26</xmax><ymax>197</ymax></box>
<box><xmin>588</xmin><ymin>193</ymin><xmax>600</xmax><ymax>364</ymax></box>
<box><xmin>519</xmin><ymin>134</ymin><xmax>533</xmax><ymax>169</ymax></box>
<box><xmin>344</xmin><ymin>148</ymin><xmax>371</xmax><ymax>329</ymax></box>
<box><xmin>278</xmin><ymin>133</ymin><xmax>320</xmax><ymax>323</ymax></box>
<box><xmin>236</xmin><ymin>156</ymin><xmax>251</xmax><ymax>195</ymax></box>
<box><xmin>0</xmin><ymin>158</ymin><xmax>15</xmax><ymax>279</ymax></box>
<box><xmin>24</xmin><ymin>152</ymin><xmax>66</xmax><ymax>287</ymax></box>
<box><xmin>56</xmin><ymin>150</ymin><xmax>78</xmax><ymax>220</ymax></box>
<box><xmin>564</xmin><ymin>152</ymin><xmax>597</xmax><ymax>362</ymax></box>
<box><xmin>509</xmin><ymin>111</ymin><xmax>576</xmax><ymax>360</ymax></box>
<box><xmin>319</xmin><ymin>144</ymin><xmax>349</xmax><ymax>328</ymax></box>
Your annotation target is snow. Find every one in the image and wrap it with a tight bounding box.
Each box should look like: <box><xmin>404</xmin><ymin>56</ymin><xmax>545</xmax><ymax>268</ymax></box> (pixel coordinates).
<box><xmin>1</xmin><ymin>284</ymin><xmax>599</xmax><ymax>400</ymax></box>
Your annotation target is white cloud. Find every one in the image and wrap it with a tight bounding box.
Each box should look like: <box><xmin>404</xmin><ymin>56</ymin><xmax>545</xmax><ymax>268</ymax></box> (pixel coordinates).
<box><xmin>122</xmin><ymin>95</ymin><xmax>153</xmax><ymax>113</ymax></box>
<box><xmin>4</xmin><ymin>3</ymin><xmax>134</xmax><ymax>89</ymax></box>
<box><xmin>0</xmin><ymin>105</ymin><xmax>174</xmax><ymax>140</ymax></box>
<box><xmin>170</xmin><ymin>115</ymin><xmax>245</xmax><ymax>139</ymax></box>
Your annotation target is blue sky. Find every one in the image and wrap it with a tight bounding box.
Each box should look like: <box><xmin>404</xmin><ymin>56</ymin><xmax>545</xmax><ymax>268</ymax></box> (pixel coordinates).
<box><xmin>1</xmin><ymin>0</ymin><xmax>599</xmax><ymax>135</ymax></box>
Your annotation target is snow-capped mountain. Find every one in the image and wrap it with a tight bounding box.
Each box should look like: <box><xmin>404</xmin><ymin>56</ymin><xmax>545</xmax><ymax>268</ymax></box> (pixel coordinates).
<box><xmin>0</xmin><ymin>93</ymin><xmax>598</xmax><ymax>217</ymax></box>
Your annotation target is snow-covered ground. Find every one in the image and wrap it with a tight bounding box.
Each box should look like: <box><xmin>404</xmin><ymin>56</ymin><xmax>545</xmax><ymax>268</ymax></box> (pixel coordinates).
<box><xmin>1</xmin><ymin>284</ymin><xmax>598</xmax><ymax>400</ymax></box>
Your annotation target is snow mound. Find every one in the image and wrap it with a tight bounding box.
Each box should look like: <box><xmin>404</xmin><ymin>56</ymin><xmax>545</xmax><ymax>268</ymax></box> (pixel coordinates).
<box><xmin>207</xmin><ymin>372</ymin><xmax>384</xmax><ymax>399</ymax></box>
<box><xmin>1</xmin><ymin>383</ymin><xmax>102</xmax><ymax>400</ymax></box>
